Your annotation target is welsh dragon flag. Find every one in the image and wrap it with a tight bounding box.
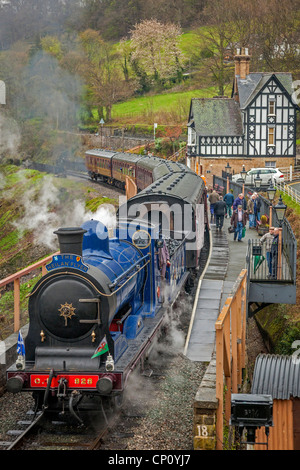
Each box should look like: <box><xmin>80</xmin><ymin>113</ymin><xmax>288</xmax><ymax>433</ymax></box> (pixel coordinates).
<box><xmin>91</xmin><ymin>335</ymin><xmax>109</xmax><ymax>358</ymax></box>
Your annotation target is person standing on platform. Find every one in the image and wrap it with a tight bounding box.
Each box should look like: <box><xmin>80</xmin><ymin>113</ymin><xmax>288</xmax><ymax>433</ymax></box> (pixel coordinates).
<box><xmin>208</xmin><ymin>189</ymin><xmax>219</xmax><ymax>224</ymax></box>
<box><xmin>260</xmin><ymin>227</ymin><xmax>275</xmax><ymax>276</ymax></box>
<box><xmin>231</xmin><ymin>205</ymin><xmax>248</xmax><ymax>242</ymax></box>
<box><xmin>214</xmin><ymin>196</ymin><xmax>227</xmax><ymax>231</ymax></box>
<box><xmin>223</xmin><ymin>189</ymin><xmax>234</xmax><ymax>218</ymax></box>
<box><xmin>247</xmin><ymin>195</ymin><xmax>256</xmax><ymax>228</ymax></box>
<box><xmin>253</xmin><ymin>193</ymin><xmax>261</xmax><ymax>225</ymax></box>
<box><xmin>270</xmin><ymin>227</ymin><xmax>280</xmax><ymax>279</ymax></box>
<box><xmin>233</xmin><ymin>193</ymin><xmax>247</xmax><ymax>211</ymax></box>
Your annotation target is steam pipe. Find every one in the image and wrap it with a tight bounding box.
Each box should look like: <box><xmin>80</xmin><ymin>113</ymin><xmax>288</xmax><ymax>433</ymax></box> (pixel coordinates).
<box><xmin>43</xmin><ymin>368</ymin><xmax>54</xmax><ymax>411</ymax></box>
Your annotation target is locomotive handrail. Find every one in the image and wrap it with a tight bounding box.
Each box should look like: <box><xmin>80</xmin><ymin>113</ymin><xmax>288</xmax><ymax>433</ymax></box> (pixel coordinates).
<box><xmin>28</xmin><ymin>261</ymin><xmax>151</xmax><ymax>300</ymax></box>
<box><xmin>108</xmin><ymin>253</ymin><xmax>151</xmax><ymax>289</ymax></box>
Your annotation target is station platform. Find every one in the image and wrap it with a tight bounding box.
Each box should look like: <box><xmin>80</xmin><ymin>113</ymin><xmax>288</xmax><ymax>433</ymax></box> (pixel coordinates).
<box><xmin>184</xmin><ymin>216</ymin><xmax>260</xmax><ymax>362</ymax></box>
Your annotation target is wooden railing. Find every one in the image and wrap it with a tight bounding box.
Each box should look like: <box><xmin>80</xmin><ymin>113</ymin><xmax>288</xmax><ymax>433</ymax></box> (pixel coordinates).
<box><xmin>215</xmin><ymin>269</ymin><xmax>247</xmax><ymax>450</ymax></box>
<box><xmin>0</xmin><ymin>253</ymin><xmax>58</xmax><ymax>333</ymax></box>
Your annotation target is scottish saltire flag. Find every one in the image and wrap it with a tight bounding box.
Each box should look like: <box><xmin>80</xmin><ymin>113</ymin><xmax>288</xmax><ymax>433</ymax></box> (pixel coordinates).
<box><xmin>91</xmin><ymin>335</ymin><xmax>109</xmax><ymax>358</ymax></box>
<box><xmin>17</xmin><ymin>330</ymin><xmax>25</xmax><ymax>356</ymax></box>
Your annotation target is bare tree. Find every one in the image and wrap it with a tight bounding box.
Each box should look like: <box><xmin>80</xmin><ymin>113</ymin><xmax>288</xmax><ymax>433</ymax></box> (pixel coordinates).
<box><xmin>79</xmin><ymin>29</ymin><xmax>136</xmax><ymax>121</ymax></box>
<box><xmin>196</xmin><ymin>0</ymin><xmax>239</xmax><ymax>96</ymax></box>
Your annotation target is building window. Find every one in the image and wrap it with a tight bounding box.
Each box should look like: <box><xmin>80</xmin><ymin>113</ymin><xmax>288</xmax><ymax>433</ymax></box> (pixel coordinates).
<box><xmin>268</xmin><ymin>127</ymin><xmax>275</xmax><ymax>146</ymax></box>
<box><xmin>268</xmin><ymin>99</ymin><xmax>276</xmax><ymax>116</ymax></box>
<box><xmin>265</xmin><ymin>161</ymin><xmax>276</xmax><ymax>168</ymax></box>
<box><xmin>188</xmin><ymin>127</ymin><xmax>196</xmax><ymax>145</ymax></box>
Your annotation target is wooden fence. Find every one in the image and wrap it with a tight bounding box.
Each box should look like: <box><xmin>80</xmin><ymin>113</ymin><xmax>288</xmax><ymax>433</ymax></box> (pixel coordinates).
<box><xmin>215</xmin><ymin>269</ymin><xmax>247</xmax><ymax>450</ymax></box>
<box><xmin>0</xmin><ymin>254</ymin><xmax>58</xmax><ymax>333</ymax></box>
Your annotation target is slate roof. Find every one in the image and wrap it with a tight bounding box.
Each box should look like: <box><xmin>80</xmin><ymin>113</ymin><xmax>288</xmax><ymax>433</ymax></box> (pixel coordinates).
<box><xmin>188</xmin><ymin>98</ymin><xmax>243</xmax><ymax>137</ymax></box>
<box><xmin>236</xmin><ymin>72</ymin><xmax>295</xmax><ymax>109</ymax></box>
<box><xmin>251</xmin><ymin>354</ymin><xmax>300</xmax><ymax>400</ymax></box>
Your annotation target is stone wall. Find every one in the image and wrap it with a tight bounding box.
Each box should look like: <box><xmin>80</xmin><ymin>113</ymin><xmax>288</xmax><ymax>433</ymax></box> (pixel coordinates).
<box><xmin>193</xmin><ymin>353</ymin><xmax>218</xmax><ymax>450</ymax></box>
<box><xmin>83</xmin><ymin>128</ymin><xmax>154</xmax><ymax>152</ymax></box>
<box><xmin>188</xmin><ymin>156</ymin><xmax>295</xmax><ymax>188</ymax></box>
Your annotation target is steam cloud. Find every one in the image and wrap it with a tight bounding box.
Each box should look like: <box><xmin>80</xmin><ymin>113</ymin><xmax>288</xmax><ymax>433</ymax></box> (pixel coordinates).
<box><xmin>0</xmin><ymin>111</ymin><xmax>21</xmax><ymax>156</ymax></box>
<box><xmin>15</xmin><ymin>173</ymin><xmax>116</xmax><ymax>249</ymax></box>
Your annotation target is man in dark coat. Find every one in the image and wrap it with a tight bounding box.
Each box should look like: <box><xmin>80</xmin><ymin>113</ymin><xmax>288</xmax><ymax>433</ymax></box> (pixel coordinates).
<box><xmin>270</xmin><ymin>227</ymin><xmax>280</xmax><ymax>279</ymax></box>
<box><xmin>233</xmin><ymin>193</ymin><xmax>247</xmax><ymax>211</ymax></box>
<box><xmin>214</xmin><ymin>196</ymin><xmax>227</xmax><ymax>231</ymax></box>
<box><xmin>231</xmin><ymin>205</ymin><xmax>248</xmax><ymax>241</ymax></box>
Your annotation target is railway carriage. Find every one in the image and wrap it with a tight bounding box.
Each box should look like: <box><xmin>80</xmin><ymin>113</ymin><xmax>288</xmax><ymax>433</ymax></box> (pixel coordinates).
<box><xmin>85</xmin><ymin>149</ymin><xmax>116</xmax><ymax>184</ymax></box>
<box><xmin>111</xmin><ymin>152</ymin><xmax>143</xmax><ymax>189</ymax></box>
<box><xmin>135</xmin><ymin>155</ymin><xmax>162</xmax><ymax>191</ymax></box>
<box><xmin>119</xmin><ymin>171</ymin><xmax>207</xmax><ymax>269</ymax></box>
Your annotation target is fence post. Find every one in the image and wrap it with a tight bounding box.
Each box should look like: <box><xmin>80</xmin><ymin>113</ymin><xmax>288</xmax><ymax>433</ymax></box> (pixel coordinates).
<box><xmin>13</xmin><ymin>278</ymin><xmax>20</xmax><ymax>333</ymax></box>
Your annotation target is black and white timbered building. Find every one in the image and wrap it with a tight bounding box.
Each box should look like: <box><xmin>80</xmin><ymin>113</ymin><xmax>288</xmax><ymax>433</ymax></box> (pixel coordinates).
<box><xmin>187</xmin><ymin>48</ymin><xmax>299</xmax><ymax>178</ymax></box>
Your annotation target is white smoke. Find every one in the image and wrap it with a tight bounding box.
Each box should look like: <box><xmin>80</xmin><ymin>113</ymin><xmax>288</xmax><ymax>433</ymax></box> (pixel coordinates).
<box><xmin>0</xmin><ymin>111</ymin><xmax>21</xmax><ymax>156</ymax></box>
<box><xmin>147</xmin><ymin>302</ymin><xmax>187</xmax><ymax>366</ymax></box>
<box><xmin>15</xmin><ymin>173</ymin><xmax>116</xmax><ymax>249</ymax></box>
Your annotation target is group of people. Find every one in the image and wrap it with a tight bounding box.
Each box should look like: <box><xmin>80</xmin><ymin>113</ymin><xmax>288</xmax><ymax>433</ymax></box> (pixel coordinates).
<box><xmin>209</xmin><ymin>189</ymin><xmax>249</xmax><ymax>241</ymax></box>
<box><xmin>208</xmin><ymin>187</ymin><xmax>280</xmax><ymax>278</ymax></box>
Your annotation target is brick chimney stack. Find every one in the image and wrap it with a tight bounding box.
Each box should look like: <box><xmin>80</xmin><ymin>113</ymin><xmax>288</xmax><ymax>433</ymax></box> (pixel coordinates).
<box><xmin>233</xmin><ymin>47</ymin><xmax>251</xmax><ymax>102</ymax></box>
<box><xmin>234</xmin><ymin>47</ymin><xmax>251</xmax><ymax>79</ymax></box>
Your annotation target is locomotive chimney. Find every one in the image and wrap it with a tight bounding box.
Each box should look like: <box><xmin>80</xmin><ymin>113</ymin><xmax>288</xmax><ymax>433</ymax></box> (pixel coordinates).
<box><xmin>54</xmin><ymin>227</ymin><xmax>87</xmax><ymax>256</ymax></box>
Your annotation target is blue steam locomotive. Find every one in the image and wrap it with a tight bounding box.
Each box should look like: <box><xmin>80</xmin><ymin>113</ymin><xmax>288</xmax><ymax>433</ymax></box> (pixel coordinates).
<box><xmin>6</xmin><ymin>150</ymin><xmax>207</xmax><ymax>418</ymax></box>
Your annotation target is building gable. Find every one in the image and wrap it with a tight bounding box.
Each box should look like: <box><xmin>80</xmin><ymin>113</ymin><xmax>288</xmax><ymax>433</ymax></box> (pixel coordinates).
<box><xmin>244</xmin><ymin>73</ymin><xmax>298</xmax><ymax>111</ymax></box>
<box><xmin>245</xmin><ymin>74</ymin><xmax>297</xmax><ymax>158</ymax></box>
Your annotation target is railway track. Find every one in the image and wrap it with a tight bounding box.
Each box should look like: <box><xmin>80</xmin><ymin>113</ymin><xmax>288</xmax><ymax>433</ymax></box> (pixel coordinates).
<box><xmin>2</xmin><ymin>409</ymin><xmax>113</xmax><ymax>450</ymax></box>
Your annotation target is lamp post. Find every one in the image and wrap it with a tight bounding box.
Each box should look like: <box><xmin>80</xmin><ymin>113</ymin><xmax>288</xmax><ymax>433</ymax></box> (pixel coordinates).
<box><xmin>225</xmin><ymin>162</ymin><xmax>231</xmax><ymax>193</ymax></box>
<box><xmin>274</xmin><ymin>195</ymin><xmax>287</xmax><ymax>227</ymax></box>
<box><xmin>266</xmin><ymin>181</ymin><xmax>276</xmax><ymax>227</ymax></box>
<box><xmin>240</xmin><ymin>165</ymin><xmax>247</xmax><ymax>195</ymax></box>
<box><xmin>254</xmin><ymin>175</ymin><xmax>262</xmax><ymax>191</ymax></box>
<box><xmin>154</xmin><ymin>122</ymin><xmax>157</xmax><ymax>141</ymax></box>
<box><xmin>99</xmin><ymin>118</ymin><xmax>105</xmax><ymax>147</ymax></box>
<box><xmin>274</xmin><ymin>195</ymin><xmax>287</xmax><ymax>281</ymax></box>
